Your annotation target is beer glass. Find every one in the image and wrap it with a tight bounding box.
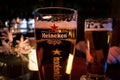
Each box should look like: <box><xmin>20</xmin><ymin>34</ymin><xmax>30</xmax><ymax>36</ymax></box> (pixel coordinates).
<box><xmin>84</xmin><ymin>18</ymin><xmax>112</xmax><ymax>80</ymax></box>
<box><xmin>34</xmin><ymin>7</ymin><xmax>77</xmax><ymax>80</ymax></box>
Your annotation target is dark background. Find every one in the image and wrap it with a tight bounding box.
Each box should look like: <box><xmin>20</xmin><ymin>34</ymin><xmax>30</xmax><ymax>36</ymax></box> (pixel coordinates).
<box><xmin>0</xmin><ymin>0</ymin><xmax>119</xmax><ymax>21</ymax></box>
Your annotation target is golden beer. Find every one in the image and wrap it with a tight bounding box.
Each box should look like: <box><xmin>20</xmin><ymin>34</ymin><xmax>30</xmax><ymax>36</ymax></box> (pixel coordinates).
<box><xmin>84</xmin><ymin>18</ymin><xmax>112</xmax><ymax>80</ymax></box>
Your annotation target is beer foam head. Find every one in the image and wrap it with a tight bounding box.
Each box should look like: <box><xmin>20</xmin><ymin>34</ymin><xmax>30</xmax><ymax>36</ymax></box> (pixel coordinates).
<box><xmin>85</xmin><ymin>18</ymin><xmax>112</xmax><ymax>31</ymax></box>
<box><xmin>35</xmin><ymin>21</ymin><xmax>77</xmax><ymax>29</ymax></box>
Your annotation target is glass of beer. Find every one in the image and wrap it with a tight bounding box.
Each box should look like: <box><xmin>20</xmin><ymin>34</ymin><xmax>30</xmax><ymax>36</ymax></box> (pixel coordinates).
<box><xmin>34</xmin><ymin>7</ymin><xmax>77</xmax><ymax>80</ymax></box>
<box><xmin>84</xmin><ymin>18</ymin><xmax>112</xmax><ymax>80</ymax></box>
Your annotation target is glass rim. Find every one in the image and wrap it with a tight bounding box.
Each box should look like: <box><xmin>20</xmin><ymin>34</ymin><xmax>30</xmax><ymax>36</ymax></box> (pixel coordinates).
<box><xmin>34</xmin><ymin>7</ymin><xmax>77</xmax><ymax>15</ymax></box>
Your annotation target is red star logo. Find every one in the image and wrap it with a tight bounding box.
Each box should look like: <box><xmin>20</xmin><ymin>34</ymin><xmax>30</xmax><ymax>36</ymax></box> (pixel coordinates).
<box><xmin>51</xmin><ymin>24</ymin><xmax>58</xmax><ymax>31</ymax></box>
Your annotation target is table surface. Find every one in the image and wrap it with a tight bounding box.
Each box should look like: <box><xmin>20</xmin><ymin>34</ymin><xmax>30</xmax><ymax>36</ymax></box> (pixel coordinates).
<box><xmin>0</xmin><ymin>53</ymin><xmax>120</xmax><ymax>80</ymax></box>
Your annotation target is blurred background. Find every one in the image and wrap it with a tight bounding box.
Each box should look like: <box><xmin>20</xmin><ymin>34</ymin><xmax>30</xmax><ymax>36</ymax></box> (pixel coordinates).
<box><xmin>0</xmin><ymin>0</ymin><xmax>116</xmax><ymax>21</ymax></box>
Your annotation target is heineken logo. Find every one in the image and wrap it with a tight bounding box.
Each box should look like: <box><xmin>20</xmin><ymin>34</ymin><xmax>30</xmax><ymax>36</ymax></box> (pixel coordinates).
<box><xmin>41</xmin><ymin>24</ymin><xmax>68</xmax><ymax>39</ymax></box>
<box><xmin>42</xmin><ymin>32</ymin><xmax>68</xmax><ymax>39</ymax></box>
<box><xmin>51</xmin><ymin>24</ymin><xmax>58</xmax><ymax>31</ymax></box>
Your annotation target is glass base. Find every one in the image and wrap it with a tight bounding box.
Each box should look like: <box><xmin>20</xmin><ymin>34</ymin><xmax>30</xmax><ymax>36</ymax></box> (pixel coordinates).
<box><xmin>86</xmin><ymin>72</ymin><xmax>106</xmax><ymax>80</ymax></box>
<box><xmin>80</xmin><ymin>73</ymin><xmax>112</xmax><ymax>80</ymax></box>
